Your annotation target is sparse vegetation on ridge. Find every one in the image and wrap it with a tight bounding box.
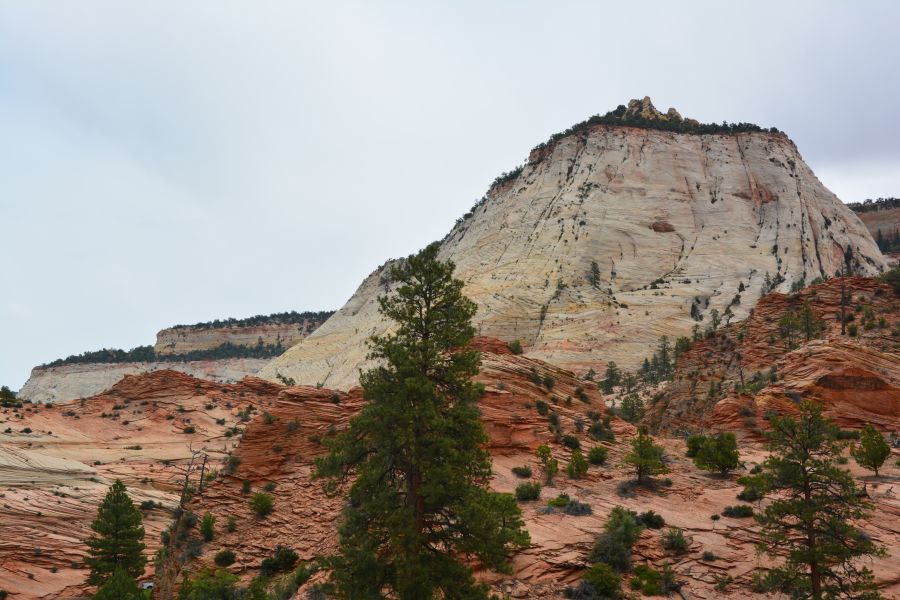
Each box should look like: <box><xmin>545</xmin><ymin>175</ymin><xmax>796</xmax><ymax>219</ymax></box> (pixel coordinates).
<box><xmin>169</xmin><ymin>310</ymin><xmax>334</xmax><ymax>331</ymax></box>
<box><xmin>531</xmin><ymin>103</ymin><xmax>780</xmax><ymax>158</ymax></box>
<box><xmin>43</xmin><ymin>340</ymin><xmax>291</xmax><ymax>367</ymax></box>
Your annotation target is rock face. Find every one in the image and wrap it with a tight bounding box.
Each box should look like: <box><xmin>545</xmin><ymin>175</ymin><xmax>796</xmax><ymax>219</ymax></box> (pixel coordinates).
<box><xmin>649</xmin><ymin>276</ymin><xmax>900</xmax><ymax>434</ymax></box>
<box><xmin>262</xmin><ymin>100</ymin><xmax>886</xmax><ymax>389</ymax></box>
<box><xmin>18</xmin><ymin>358</ymin><xmax>271</xmax><ymax>405</ymax></box>
<box><xmin>154</xmin><ymin>313</ymin><xmax>330</xmax><ymax>355</ymax></box>
<box><xmin>19</xmin><ymin>312</ymin><xmax>332</xmax><ymax>404</ymax></box>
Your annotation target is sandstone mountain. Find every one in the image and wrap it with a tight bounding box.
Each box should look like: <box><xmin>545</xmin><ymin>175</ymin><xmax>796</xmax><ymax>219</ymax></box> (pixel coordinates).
<box><xmin>262</xmin><ymin>98</ymin><xmax>887</xmax><ymax>389</ymax></box>
<box><xmin>19</xmin><ymin>310</ymin><xmax>332</xmax><ymax>404</ymax></box>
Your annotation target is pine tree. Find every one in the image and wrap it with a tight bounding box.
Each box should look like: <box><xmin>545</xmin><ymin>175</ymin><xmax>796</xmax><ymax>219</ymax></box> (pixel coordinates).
<box><xmin>566</xmin><ymin>449</ymin><xmax>589</xmax><ymax>479</ymax></box>
<box><xmin>625</xmin><ymin>428</ymin><xmax>668</xmax><ymax>485</ymax></box>
<box><xmin>314</xmin><ymin>242</ymin><xmax>529</xmax><ymax>599</ymax></box>
<box><xmin>92</xmin><ymin>567</ymin><xmax>141</xmax><ymax>600</ymax></box>
<box><xmin>619</xmin><ymin>393</ymin><xmax>644</xmax><ymax>424</ymax></box>
<box><xmin>536</xmin><ymin>443</ymin><xmax>559</xmax><ymax>485</ymax></box>
<box><xmin>851</xmin><ymin>424</ymin><xmax>890</xmax><ymax>477</ymax></box>
<box><xmin>601</xmin><ymin>361</ymin><xmax>620</xmax><ymax>393</ymax></box>
<box><xmin>745</xmin><ymin>402</ymin><xmax>885</xmax><ymax>599</ymax></box>
<box><xmin>692</xmin><ymin>432</ymin><xmax>740</xmax><ymax>476</ymax></box>
<box><xmin>799</xmin><ymin>301</ymin><xmax>825</xmax><ymax>342</ymax></box>
<box><xmin>84</xmin><ymin>479</ymin><xmax>146</xmax><ymax>585</ymax></box>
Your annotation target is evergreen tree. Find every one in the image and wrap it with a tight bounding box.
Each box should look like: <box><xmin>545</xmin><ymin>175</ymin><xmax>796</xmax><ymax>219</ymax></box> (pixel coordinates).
<box><xmin>92</xmin><ymin>567</ymin><xmax>141</xmax><ymax>600</ymax></box>
<box><xmin>536</xmin><ymin>443</ymin><xmax>559</xmax><ymax>485</ymax></box>
<box><xmin>745</xmin><ymin>402</ymin><xmax>885</xmax><ymax>599</ymax></box>
<box><xmin>84</xmin><ymin>479</ymin><xmax>146</xmax><ymax>585</ymax></box>
<box><xmin>851</xmin><ymin>424</ymin><xmax>890</xmax><ymax>477</ymax></box>
<box><xmin>692</xmin><ymin>432</ymin><xmax>740</xmax><ymax>476</ymax></box>
<box><xmin>778</xmin><ymin>311</ymin><xmax>801</xmax><ymax>349</ymax></box>
<box><xmin>200</xmin><ymin>513</ymin><xmax>215</xmax><ymax>542</ymax></box>
<box><xmin>657</xmin><ymin>336</ymin><xmax>672</xmax><ymax>379</ymax></box>
<box><xmin>566</xmin><ymin>449</ymin><xmax>589</xmax><ymax>479</ymax></box>
<box><xmin>625</xmin><ymin>428</ymin><xmax>668</xmax><ymax>485</ymax></box>
<box><xmin>799</xmin><ymin>301</ymin><xmax>825</xmax><ymax>342</ymax></box>
<box><xmin>314</xmin><ymin>243</ymin><xmax>529</xmax><ymax>599</ymax></box>
<box><xmin>601</xmin><ymin>361</ymin><xmax>621</xmax><ymax>394</ymax></box>
<box><xmin>619</xmin><ymin>393</ymin><xmax>645</xmax><ymax>424</ymax></box>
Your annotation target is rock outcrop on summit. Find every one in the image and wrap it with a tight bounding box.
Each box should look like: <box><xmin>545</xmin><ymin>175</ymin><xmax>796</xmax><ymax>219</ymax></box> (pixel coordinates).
<box><xmin>262</xmin><ymin>98</ymin><xmax>886</xmax><ymax>389</ymax></box>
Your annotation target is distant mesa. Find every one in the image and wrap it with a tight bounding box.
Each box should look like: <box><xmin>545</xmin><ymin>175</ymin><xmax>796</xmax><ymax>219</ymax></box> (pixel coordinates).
<box><xmin>19</xmin><ymin>310</ymin><xmax>333</xmax><ymax>403</ymax></box>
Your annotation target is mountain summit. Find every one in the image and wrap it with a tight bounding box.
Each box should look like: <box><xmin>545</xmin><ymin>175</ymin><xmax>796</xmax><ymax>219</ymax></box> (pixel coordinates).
<box><xmin>262</xmin><ymin>102</ymin><xmax>886</xmax><ymax>388</ymax></box>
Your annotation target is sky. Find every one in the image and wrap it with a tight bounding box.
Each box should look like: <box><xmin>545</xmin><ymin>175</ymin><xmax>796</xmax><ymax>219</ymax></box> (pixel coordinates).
<box><xmin>2</xmin><ymin>1</ymin><xmax>899</xmax><ymax>390</ymax></box>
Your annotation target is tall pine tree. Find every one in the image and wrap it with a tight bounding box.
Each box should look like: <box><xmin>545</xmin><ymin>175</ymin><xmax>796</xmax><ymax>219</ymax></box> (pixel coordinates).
<box><xmin>746</xmin><ymin>402</ymin><xmax>885</xmax><ymax>599</ymax></box>
<box><xmin>84</xmin><ymin>479</ymin><xmax>146</xmax><ymax>585</ymax></box>
<box><xmin>315</xmin><ymin>242</ymin><xmax>529</xmax><ymax>599</ymax></box>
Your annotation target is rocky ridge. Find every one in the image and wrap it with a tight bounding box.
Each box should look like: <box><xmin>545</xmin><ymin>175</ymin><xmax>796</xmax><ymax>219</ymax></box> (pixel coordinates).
<box><xmin>2</xmin><ymin>337</ymin><xmax>898</xmax><ymax>598</ymax></box>
<box><xmin>19</xmin><ymin>312</ymin><xmax>332</xmax><ymax>404</ymax></box>
<box><xmin>649</xmin><ymin>276</ymin><xmax>900</xmax><ymax>434</ymax></box>
<box><xmin>262</xmin><ymin>99</ymin><xmax>886</xmax><ymax>389</ymax></box>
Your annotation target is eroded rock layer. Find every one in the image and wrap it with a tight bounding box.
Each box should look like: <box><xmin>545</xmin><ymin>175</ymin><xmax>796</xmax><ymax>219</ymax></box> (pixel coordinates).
<box><xmin>650</xmin><ymin>277</ymin><xmax>900</xmax><ymax>434</ymax></box>
<box><xmin>0</xmin><ymin>370</ymin><xmax>285</xmax><ymax>599</ymax></box>
<box><xmin>2</xmin><ymin>339</ymin><xmax>898</xmax><ymax>599</ymax></box>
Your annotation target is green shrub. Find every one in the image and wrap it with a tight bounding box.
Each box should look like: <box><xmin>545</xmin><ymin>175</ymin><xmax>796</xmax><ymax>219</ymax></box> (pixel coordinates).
<box><xmin>661</xmin><ymin>527</ymin><xmax>689</xmax><ymax>553</ymax></box>
<box><xmin>722</xmin><ymin>504</ymin><xmax>754</xmax><ymax>518</ymax></box>
<box><xmin>637</xmin><ymin>510</ymin><xmax>665</xmax><ymax>529</ymax></box>
<box><xmin>263</xmin><ymin>482</ymin><xmax>276</xmax><ymax>492</ymax></box>
<box><xmin>836</xmin><ymin>429</ymin><xmax>860</xmax><ymax>440</ymax></box>
<box><xmin>548</xmin><ymin>494</ymin><xmax>570</xmax><ymax>508</ymax></box>
<box><xmin>563</xmin><ymin>500</ymin><xmax>592</xmax><ymax>516</ymax></box>
<box><xmin>692</xmin><ymin>432</ymin><xmax>740</xmax><ymax>476</ymax></box>
<box><xmin>566</xmin><ymin>449</ymin><xmax>589</xmax><ymax>479</ymax></box>
<box><xmin>588</xmin><ymin>446</ymin><xmax>608</xmax><ymax>465</ymax></box>
<box><xmin>591</xmin><ymin>506</ymin><xmax>643</xmax><ymax>572</ymax></box>
<box><xmin>515</xmin><ymin>482</ymin><xmax>541</xmax><ymax>501</ymax></box>
<box><xmin>562</xmin><ymin>435</ymin><xmax>581</xmax><ymax>450</ymax></box>
<box><xmin>543</xmin><ymin>375</ymin><xmax>556</xmax><ymax>389</ymax></box>
<box><xmin>629</xmin><ymin>564</ymin><xmax>662</xmax><ymax>595</ymax></box>
<box><xmin>226</xmin><ymin>515</ymin><xmax>237</xmax><ymax>532</ymax></box>
<box><xmin>588</xmin><ymin>419</ymin><xmax>615</xmax><ymax>442</ymax></box>
<box><xmin>511</xmin><ymin>466</ymin><xmax>532</xmax><ymax>478</ymax></box>
<box><xmin>702</xmin><ymin>550</ymin><xmax>717</xmax><ymax>561</ymax></box>
<box><xmin>686</xmin><ymin>433</ymin><xmax>705</xmax><ymax>457</ymax></box>
<box><xmin>714</xmin><ymin>573</ymin><xmax>733</xmax><ymax>591</ymax></box>
<box><xmin>241</xmin><ymin>479</ymin><xmax>252</xmax><ymax>494</ymax></box>
<box><xmin>582</xmin><ymin>563</ymin><xmax>621</xmax><ymax>598</ymax></box>
<box><xmin>178</xmin><ymin>569</ymin><xmax>239</xmax><ymax>598</ymax></box>
<box><xmin>508</xmin><ymin>340</ymin><xmax>524</xmax><ymax>354</ymax></box>
<box><xmin>182</xmin><ymin>426</ymin><xmax>196</xmax><ymax>434</ymax></box>
<box><xmin>200</xmin><ymin>512</ymin><xmax>215</xmax><ymax>542</ymax></box>
<box><xmin>250</xmin><ymin>492</ymin><xmax>274</xmax><ymax>518</ymax></box>
<box><xmin>214</xmin><ymin>549</ymin><xmax>236</xmax><ymax>566</ymax></box>
<box><xmin>260</xmin><ymin>545</ymin><xmax>298</xmax><ymax>577</ymax></box>
<box><xmin>535</xmin><ymin>399</ymin><xmax>549</xmax><ymax>416</ymax></box>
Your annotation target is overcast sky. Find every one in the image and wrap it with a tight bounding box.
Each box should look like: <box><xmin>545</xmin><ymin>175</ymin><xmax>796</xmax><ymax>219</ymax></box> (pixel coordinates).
<box><xmin>2</xmin><ymin>1</ymin><xmax>898</xmax><ymax>390</ymax></box>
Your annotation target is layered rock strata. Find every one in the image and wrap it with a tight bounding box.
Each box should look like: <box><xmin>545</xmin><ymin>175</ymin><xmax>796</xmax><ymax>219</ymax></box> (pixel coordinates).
<box><xmin>263</xmin><ymin>99</ymin><xmax>886</xmax><ymax>389</ymax></box>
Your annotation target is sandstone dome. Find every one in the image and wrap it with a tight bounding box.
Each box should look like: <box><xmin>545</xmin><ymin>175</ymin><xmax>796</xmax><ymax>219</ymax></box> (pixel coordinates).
<box><xmin>261</xmin><ymin>99</ymin><xmax>887</xmax><ymax>389</ymax></box>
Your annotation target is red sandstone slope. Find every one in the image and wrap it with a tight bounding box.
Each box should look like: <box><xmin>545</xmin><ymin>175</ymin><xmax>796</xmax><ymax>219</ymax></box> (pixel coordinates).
<box><xmin>650</xmin><ymin>276</ymin><xmax>899</xmax><ymax>435</ymax></box>
<box><xmin>0</xmin><ymin>370</ymin><xmax>285</xmax><ymax>599</ymax></box>
<box><xmin>3</xmin><ymin>336</ymin><xmax>899</xmax><ymax>599</ymax></box>
<box><xmin>182</xmin><ymin>337</ymin><xmax>899</xmax><ymax>599</ymax></box>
